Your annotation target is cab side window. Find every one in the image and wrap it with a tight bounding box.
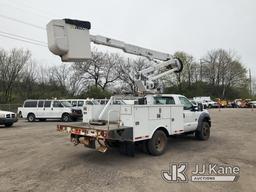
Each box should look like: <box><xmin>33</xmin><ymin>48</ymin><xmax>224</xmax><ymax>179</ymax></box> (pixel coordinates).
<box><xmin>24</xmin><ymin>101</ymin><xmax>37</xmax><ymax>108</ymax></box>
<box><xmin>38</xmin><ymin>101</ymin><xmax>44</xmax><ymax>108</ymax></box>
<box><xmin>179</xmin><ymin>97</ymin><xmax>193</xmax><ymax>110</ymax></box>
<box><xmin>44</xmin><ymin>101</ymin><xmax>51</xmax><ymax>108</ymax></box>
<box><xmin>78</xmin><ymin>101</ymin><xmax>84</xmax><ymax>107</ymax></box>
<box><xmin>154</xmin><ymin>97</ymin><xmax>175</xmax><ymax>105</ymax></box>
<box><xmin>72</xmin><ymin>101</ymin><xmax>77</xmax><ymax>106</ymax></box>
<box><xmin>53</xmin><ymin>101</ymin><xmax>63</xmax><ymax>108</ymax></box>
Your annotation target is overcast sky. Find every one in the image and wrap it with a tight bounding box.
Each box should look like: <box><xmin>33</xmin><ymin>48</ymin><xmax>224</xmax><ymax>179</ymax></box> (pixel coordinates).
<box><xmin>0</xmin><ymin>0</ymin><xmax>255</xmax><ymax>77</ymax></box>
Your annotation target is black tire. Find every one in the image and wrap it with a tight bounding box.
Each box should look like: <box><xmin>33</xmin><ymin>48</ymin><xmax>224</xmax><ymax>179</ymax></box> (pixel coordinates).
<box><xmin>39</xmin><ymin>118</ymin><xmax>46</xmax><ymax>122</ymax></box>
<box><xmin>195</xmin><ymin>121</ymin><xmax>210</xmax><ymax>140</ymax></box>
<box><xmin>147</xmin><ymin>130</ymin><xmax>167</xmax><ymax>156</ymax></box>
<box><xmin>62</xmin><ymin>113</ymin><xmax>71</xmax><ymax>122</ymax></box>
<box><xmin>5</xmin><ymin>123</ymin><xmax>13</xmax><ymax>127</ymax></box>
<box><xmin>27</xmin><ymin>113</ymin><xmax>36</xmax><ymax>122</ymax></box>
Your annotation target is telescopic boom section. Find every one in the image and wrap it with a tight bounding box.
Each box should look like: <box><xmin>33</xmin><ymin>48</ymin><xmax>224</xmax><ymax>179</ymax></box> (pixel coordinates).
<box><xmin>90</xmin><ymin>35</ymin><xmax>171</xmax><ymax>61</ymax></box>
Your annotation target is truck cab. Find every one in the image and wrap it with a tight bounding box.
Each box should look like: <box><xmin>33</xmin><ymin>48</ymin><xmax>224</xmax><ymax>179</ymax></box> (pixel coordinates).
<box><xmin>144</xmin><ymin>94</ymin><xmax>204</xmax><ymax>132</ymax></box>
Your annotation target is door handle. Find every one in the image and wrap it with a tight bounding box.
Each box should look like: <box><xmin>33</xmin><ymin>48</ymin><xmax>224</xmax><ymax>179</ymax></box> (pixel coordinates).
<box><xmin>51</xmin><ymin>108</ymin><xmax>53</xmax><ymax>110</ymax></box>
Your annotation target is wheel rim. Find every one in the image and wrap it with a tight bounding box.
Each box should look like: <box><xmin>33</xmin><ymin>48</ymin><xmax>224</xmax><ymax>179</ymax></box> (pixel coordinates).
<box><xmin>29</xmin><ymin>115</ymin><xmax>34</xmax><ymax>121</ymax></box>
<box><xmin>63</xmin><ymin>115</ymin><xmax>68</xmax><ymax>121</ymax></box>
<box><xmin>202</xmin><ymin>123</ymin><xmax>210</xmax><ymax>137</ymax></box>
<box><xmin>154</xmin><ymin>134</ymin><xmax>165</xmax><ymax>152</ymax></box>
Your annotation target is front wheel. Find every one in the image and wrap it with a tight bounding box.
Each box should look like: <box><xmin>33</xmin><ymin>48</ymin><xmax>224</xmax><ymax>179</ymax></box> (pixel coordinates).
<box><xmin>195</xmin><ymin>121</ymin><xmax>210</xmax><ymax>140</ymax></box>
<box><xmin>27</xmin><ymin>113</ymin><xmax>36</xmax><ymax>122</ymax></box>
<box><xmin>62</xmin><ymin>114</ymin><xmax>71</xmax><ymax>122</ymax></box>
<box><xmin>147</xmin><ymin>130</ymin><xmax>167</xmax><ymax>156</ymax></box>
<box><xmin>5</xmin><ymin>123</ymin><xmax>13</xmax><ymax>127</ymax></box>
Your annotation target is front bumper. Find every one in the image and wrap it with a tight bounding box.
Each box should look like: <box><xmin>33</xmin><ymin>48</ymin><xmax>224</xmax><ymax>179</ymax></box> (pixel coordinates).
<box><xmin>0</xmin><ymin>117</ymin><xmax>18</xmax><ymax>125</ymax></box>
<box><xmin>70</xmin><ymin>112</ymin><xmax>82</xmax><ymax>119</ymax></box>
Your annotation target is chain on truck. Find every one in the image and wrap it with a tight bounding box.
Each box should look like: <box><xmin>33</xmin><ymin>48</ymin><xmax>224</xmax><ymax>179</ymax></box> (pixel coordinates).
<box><xmin>46</xmin><ymin>19</ymin><xmax>211</xmax><ymax>156</ymax></box>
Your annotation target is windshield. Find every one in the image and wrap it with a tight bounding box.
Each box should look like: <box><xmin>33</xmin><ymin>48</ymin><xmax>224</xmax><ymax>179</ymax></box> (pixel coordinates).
<box><xmin>61</xmin><ymin>101</ymin><xmax>73</xmax><ymax>107</ymax></box>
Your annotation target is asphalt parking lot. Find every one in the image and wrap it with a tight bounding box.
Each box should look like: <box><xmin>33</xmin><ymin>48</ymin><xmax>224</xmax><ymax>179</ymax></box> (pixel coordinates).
<box><xmin>0</xmin><ymin>109</ymin><xmax>255</xmax><ymax>192</ymax></box>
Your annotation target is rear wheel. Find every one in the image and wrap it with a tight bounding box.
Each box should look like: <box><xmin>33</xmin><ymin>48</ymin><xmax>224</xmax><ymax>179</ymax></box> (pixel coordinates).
<box><xmin>27</xmin><ymin>113</ymin><xmax>36</xmax><ymax>122</ymax></box>
<box><xmin>147</xmin><ymin>130</ymin><xmax>167</xmax><ymax>156</ymax></box>
<box><xmin>5</xmin><ymin>123</ymin><xmax>13</xmax><ymax>127</ymax></box>
<box><xmin>195</xmin><ymin>121</ymin><xmax>210</xmax><ymax>140</ymax></box>
<box><xmin>62</xmin><ymin>113</ymin><xmax>71</xmax><ymax>122</ymax></box>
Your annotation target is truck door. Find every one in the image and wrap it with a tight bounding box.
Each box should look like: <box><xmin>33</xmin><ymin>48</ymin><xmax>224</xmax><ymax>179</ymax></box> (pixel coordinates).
<box><xmin>178</xmin><ymin>96</ymin><xmax>198</xmax><ymax>132</ymax></box>
<box><xmin>52</xmin><ymin>101</ymin><xmax>64</xmax><ymax>118</ymax></box>
<box><xmin>36</xmin><ymin>100</ymin><xmax>44</xmax><ymax>117</ymax></box>
<box><xmin>42</xmin><ymin>100</ymin><xmax>52</xmax><ymax>118</ymax></box>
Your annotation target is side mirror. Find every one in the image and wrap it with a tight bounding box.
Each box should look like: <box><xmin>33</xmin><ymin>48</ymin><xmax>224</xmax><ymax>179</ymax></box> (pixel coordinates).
<box><xmin>198</xmin><ymin>103</ymin><xmax>203</xmax><ymax>111</ymax></box>
<box><xmin>191</xmin><ymin>105</ymin><xmax>198</xmax><ymax>111</ymax></box>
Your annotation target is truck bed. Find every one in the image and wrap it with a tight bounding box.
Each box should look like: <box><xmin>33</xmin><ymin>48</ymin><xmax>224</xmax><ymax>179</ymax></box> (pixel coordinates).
<box><xmin>59</xmin><ymin>121</ymin><xmax>120</xmax><ymax>131</ymax></box>
<box><xmin>57</xmin><ymin>122</ymin><xmax>133</xmax><ymax>141</ymax></box>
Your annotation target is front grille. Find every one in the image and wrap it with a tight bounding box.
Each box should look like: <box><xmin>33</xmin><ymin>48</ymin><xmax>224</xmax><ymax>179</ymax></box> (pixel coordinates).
<box><xmin>73</xmin><ymin>110</ymin><xmax>82</xmax><ymax>114</ymax></box>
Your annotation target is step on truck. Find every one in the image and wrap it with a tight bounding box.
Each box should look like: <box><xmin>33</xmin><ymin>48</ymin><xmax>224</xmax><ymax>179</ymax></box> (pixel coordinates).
<box><xmin>46</xmin><ymin>19</ymin><xmax>212</xmax><ymax>156</ymax></box>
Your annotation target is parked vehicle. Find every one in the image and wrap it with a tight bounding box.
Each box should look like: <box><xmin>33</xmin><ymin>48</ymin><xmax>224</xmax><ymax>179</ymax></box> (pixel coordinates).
<box><xmin>248</xmin><ymin>101</ymin><xmax>256</xmax><ymax>108</ymax></box>
<box><xmin>234</xmin><ymin>99</ymin><xmax>251</xmax><ymax>108</ymax></box>
<box><xmin>0</xmin><ymin>110</ymin><xmax>18</xmax><ymax>127</ymax></box>
<box><xmin>57</xmin><ymin>94</ymin><xmax>211</xmax><ymax>156</ymax></box>
<box><xmin>47</xmin><ymin>19</ymin><xmax>210</xmax><ymax>156</ymax></box>
<box><xmin>96</xmin><ymin>99</ymin><xmax>126</xmax><ymax>105</ymax></box>
<box><xmin>215</xmin><ymin>98</ymin><xmax>228</xmax><ymax>108</ymax></box>
<box><xmin>18</xmin><ymin>100</ymin><xmax>82</xmax><ymax>122</ymax></box>
<box><xmin>193</xmin><ymin>96</ymin><xmax>218</xmax><ymax>108</ymax></box>
<box><xmin>63</xmin><ymin>99</ymin><xmax>99</xmax><ymax>107</ymax></box>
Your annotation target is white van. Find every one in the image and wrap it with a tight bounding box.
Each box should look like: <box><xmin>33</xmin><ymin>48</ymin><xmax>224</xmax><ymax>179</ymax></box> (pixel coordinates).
<box><xmin>18</xmin><ymin>100</ymin><xmax>82</xmax><ymax>122</ymax></box>
<box><xmin>62</xmin><ymin>99</ymin><xmax>100</xmax><ymax>110</ymax></box>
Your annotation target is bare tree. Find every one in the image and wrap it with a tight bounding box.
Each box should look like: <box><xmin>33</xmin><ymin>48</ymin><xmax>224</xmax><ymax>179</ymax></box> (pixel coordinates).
<box><xmin>117</xmin><ymin>57</ymin><xmax>149</xmax><ymax>93</ymax></box>
<box><xmin>202</xmin><ymin>49</ymin><xmax>247</xmax><ymax>97</ymax></box>
<box><xmin>49</xmin><ymin>64</ymin><xmax>71</xmax><ymax>88</ymax></box>
<box><xmin>19</xmin><ymin>60</ymin><xmax>38</xmax><ymax>99</ymax></box>
<box><xmin>0</xmin><ymin>48</ymin><xmax>31</xmax><ymax>103</ymax></box>
<box><xmin>72</xmin><ymin>51</ymin><xmax>122</xmax><ymax>92</ymax></box>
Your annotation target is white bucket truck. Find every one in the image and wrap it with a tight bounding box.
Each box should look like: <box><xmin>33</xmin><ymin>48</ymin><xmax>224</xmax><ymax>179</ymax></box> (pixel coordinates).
<box><xmin>46</xmin><ymin>19</ymin><xmax>211</xmax><ymax>156</ymax></box>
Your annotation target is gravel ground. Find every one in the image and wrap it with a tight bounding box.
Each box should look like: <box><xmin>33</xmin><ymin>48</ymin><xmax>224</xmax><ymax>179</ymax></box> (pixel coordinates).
<box><xmin>0</xmin><ymin>108</ymin><xmax>255</xmax><ymax>192</ymax></box>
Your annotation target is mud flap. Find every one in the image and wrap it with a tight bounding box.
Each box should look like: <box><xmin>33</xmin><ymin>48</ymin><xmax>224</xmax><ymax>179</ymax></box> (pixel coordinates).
<box><xmin>81</xmin><ymin>137</ymin><xmax>96</xmax><ymax>149</ymax></box>
<box><xmin>119</xmin><ymin>142</ymin><xmax>135</xmax><ymax>157</ymax></box>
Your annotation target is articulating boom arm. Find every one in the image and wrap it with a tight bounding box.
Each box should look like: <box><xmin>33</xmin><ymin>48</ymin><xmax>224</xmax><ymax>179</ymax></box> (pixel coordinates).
<box><xmin>46</xmin><ymin>19</ymin><xmax>183</xmax><ymax>93</ymax></box>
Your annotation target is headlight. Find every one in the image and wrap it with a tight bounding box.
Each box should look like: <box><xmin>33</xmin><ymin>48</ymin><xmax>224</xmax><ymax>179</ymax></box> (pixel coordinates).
<box><xmin>0</xmin><ymin>114</ymin><xmax>5</xmax><ymax>118</ymax></box>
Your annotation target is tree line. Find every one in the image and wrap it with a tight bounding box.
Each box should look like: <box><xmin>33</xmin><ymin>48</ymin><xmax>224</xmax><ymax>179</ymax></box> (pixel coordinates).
<box><xmin>0</xmin><ymin>48</ymin><xmax>252</xmax><ymax>104</ymax></box>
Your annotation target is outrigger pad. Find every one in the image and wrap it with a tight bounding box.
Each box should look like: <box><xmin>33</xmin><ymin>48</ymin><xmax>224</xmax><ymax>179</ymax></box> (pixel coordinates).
<box><xmin>64</xmin><ymin>19</ymin><xmax>91</xmax><ymax>30</ymax></box>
